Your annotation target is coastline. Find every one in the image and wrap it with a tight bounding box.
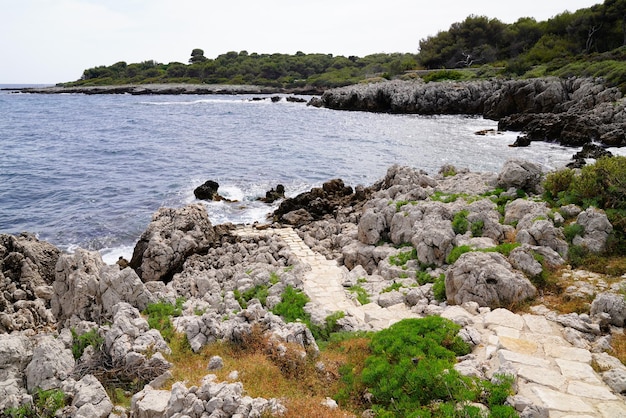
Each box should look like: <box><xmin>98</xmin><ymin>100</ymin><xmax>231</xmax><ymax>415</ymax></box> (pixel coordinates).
<box><xmin>3</xmin><ymin>83</ymin><xmax>324</xmax><ymax>95</ymax></box>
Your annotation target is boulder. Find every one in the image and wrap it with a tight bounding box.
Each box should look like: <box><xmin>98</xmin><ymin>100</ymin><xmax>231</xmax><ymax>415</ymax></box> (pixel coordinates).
<box><xmin>411</xmin><ymin>218</ymin><xmax>455</xmax><ymax>267</ymax></box>
<box><xmin>52</xmin><ymin>249</ymin><xmax>155</xmax><ymax>327</ymax></box>
<box><xmin>516</xmin><ymin>220</ymin><xmax>568</xmax><ymax>257</ymax></box>
<box><xmin>497</xmin><ymin>159</ymin><xmax>543</xmax><ymax>194</ymax></box>
<box><xmin>572</xmin><ymin>207</ymin><xmax>613</xmax><ymax>253</ymax></box>
<box><xmin>69</xmin><ymin>374</ymin><xmax>114</xmax><ymax>418</ymax></box>
<box><xmin>0</xmin><ymin>334</ymin><xmax>33</xmax><ymax>410</ymax></box>
<box><xmin>591</xmin><ymin>293</ymin><xmax>626</xmax><ymax>327</ymax></box>
<box><xmin>25</xmin><ymin>335</ymin><xmax>75</xmax><ymax>391</ymax></box>
<box><xmin>130</xmin><ymin>204</ymin><xmax>219</xmax><ymax>282</ymax></box>
<box><xmin>0</xmin><ymin>233</ymin><xmax>61</xmax><ymax>333</ymax></box>
<box><xmin>194</xmin><ymin>180</ymin><xmax>224</xmax><ymax>201</ymax></box>
<box><xmin>446</xmin><ymin>252</ymin><xmax>537</xmax><ymax>308</ymax></box>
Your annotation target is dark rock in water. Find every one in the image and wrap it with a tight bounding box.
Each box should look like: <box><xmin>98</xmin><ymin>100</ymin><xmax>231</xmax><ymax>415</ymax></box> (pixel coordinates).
<box><xmin>194</xmin><ymin>180</ymin><xmax>220</xmax><ymax>200</ymax></box>
<box><xmin>273</xmin><ymin>178</ymin><xmax>366</xmax><ymax>226</ymax></box>
<box><xmin>259</xmin><ymin>184</ymin><xmax>285</xmax><ymax>204</ymax></box>
<box><xmin>573</xmin><ymin>143</ymin><xmax>613</xmax><ymax>160</ymax></box>
<box><xmin>475</xmin><ymin>128</ymin><xmax>499</xmax><ymax>136</ymax></box>
<box><xmin>271</xmin><ymin>96</ymin><xmax>281</xmax><ymax>102</ymax></box>
<box><xmin>286</xmin><ymin>96</ymin><xmax>307</xmax><ymax>103</ymax></box>
<box><xmin>194</xmin><ymin>180</ymin><xmax>234</xmax><ymax>202</ymax></box>
<box><xmin>509</xmin><ymin>135</ymin><xmax>531</xmax><ymax>147</ymax></box>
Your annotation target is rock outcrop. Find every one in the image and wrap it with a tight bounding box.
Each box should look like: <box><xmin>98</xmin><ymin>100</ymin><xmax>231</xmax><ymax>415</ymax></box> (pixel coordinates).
<box><xmin>313</xmin><ymin>77</ymin><xmax>626</xmax><ymax>147</ymax></box>
<box><xmin>129</xmin><ymin>204</ymin><xmax>222</xmax><ymax>282</ymax></box>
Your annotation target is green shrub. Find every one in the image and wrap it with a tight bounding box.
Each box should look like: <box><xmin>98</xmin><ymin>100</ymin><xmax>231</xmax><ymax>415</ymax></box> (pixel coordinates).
<box><xmin>446</xmin><ymin>245</ymin><xmax>472</xmax><ymax>264</ymax></box>
<box><xmin>471</xmin><ymin>219</ymin><xmax>485</xmax><ymax>237</ymax></box>
<box><xmin>422</xmin><ymin>69</ymin><xmax>465</xmax><ymax>82</ymax></box>
<box><xmin>4</xmin><ymin>388</ymin><xmax>68</xmax><ymax>418</ymax></box>
<box><xmin>71</xmin><ymin>328</ymin><xmax>104</xmax><ymax>359</ymax></box>
<box><xmin>361</xmin><ymin>317</ymin><xmax>473</xmax><ymax>415</ymax></box>
<box><xmin>272</xmin><ymin>285</ymin><xmax>309</xmax><ymax>322</ymax></box>
<box><xmin>433</xmin><ymin>274</ymin><xmax>447</xmax><ymax>302</ymax></box>
<box><xmin>452</xmin><ymin>210</ymin><xmax>469</xmax><ymax>235</ymax></box>
<box><xmin>416</xmin><ymin>271</ymin><xmax>435</xmax><ymax>285</ymax></box>
<box><xmin>382</xmin><ymin>282</ymin><xmax>403</xmax><ymax>293</ymax></box>
<box><xmin>543</xmin><ymin>168</ymin><xmax>574</xmax><ymax>203</ymax></box>
<box><xmin>349</xmin><ymin>284</ymin><xmax>371</xmax><ymax>305</ymax></box>
<box><xmin>389</xmin><ymin>248</ymin><xmax>417</xmax><ymax>267</ymax></box>
<box><xmin>143</xmin><ymin>297</ymin><xmax>185</xmax><ymax>342</ymax></box>
<box><xmin>234</xmin><ymin>284</ymin><xmax>269</xmax><ymax>308</ymax></box>
<box><xmin>483</xmin><ymin>242</ymin><xmax>521</xmax><ymax>257</ymax></box>
<box><xmin>563</xmin><ymin>223</ymin><xmax>585</xmax><ymax>243</ymax></box>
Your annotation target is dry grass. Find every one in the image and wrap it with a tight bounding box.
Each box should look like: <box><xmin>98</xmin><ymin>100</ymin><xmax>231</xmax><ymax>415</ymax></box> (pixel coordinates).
<box><xmin>163</xmin><ymin>328</ymin><xmax>372</xmax><ymax>417</ymax></box>
<box><xmin>610</xmin><ymin>331</ymin><xmax>626</xmax><ymax>366</ymax></box>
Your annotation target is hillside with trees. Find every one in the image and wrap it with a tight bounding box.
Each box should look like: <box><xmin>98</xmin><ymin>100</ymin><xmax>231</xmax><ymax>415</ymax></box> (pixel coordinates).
<box><xmin>63</xmin><ymin>0</ymin><xmax>626</xmax><ymax>92</ymax></box>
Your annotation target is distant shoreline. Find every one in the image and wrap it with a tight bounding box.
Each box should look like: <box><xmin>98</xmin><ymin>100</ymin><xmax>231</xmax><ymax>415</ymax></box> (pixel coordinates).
<box><xmin>2</xmin><ymin>83</ymin><xmax>324</xmax><ymax>95</ymax></box>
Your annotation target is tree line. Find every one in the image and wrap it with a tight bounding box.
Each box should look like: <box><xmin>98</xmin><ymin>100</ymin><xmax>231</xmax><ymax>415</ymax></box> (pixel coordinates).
<box><xmin>66</xmin><ymin>0</ymin><xmax>626</xmax><ymax>90</ymax></box>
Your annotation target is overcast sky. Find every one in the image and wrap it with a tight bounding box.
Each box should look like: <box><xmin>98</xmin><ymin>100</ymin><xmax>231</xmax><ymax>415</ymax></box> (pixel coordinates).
<box><xmin>1</xmin><ymin>0</ymin><xmax>601</xmax><ymax>84</ymax></box>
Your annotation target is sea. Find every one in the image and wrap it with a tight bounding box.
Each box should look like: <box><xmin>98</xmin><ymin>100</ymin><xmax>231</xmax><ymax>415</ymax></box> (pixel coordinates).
<box><xmin>2</xmin><ymin>85</ymin><xmax>622</xmax><ymax>264</ymax></box>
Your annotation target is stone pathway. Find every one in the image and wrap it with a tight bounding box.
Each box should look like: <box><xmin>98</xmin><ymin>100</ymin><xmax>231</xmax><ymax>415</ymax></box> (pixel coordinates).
<box><xmin>233</xmin><ymin>226</ymin><xmax>419</xmax><ymax>330</ymax></box>
<box><xmin>234</xmin><ymin>225</ymin><xmax>626</xmax><ymax>417</ymax></box>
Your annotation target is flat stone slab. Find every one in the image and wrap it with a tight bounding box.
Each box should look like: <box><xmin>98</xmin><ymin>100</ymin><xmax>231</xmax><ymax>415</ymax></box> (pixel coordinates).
<box><xmin>544</xmin><ymin>344</ymin><xmax>592</xmax><ymax>363</ymax></box>
<box><xmin>567</xmin><ymin>381</ymin><xmax>618</xmax><ymax>401</ymax></box>
<box><xmin>531</xmin><ymin>386</ymin><xmax>595</xmax><ymax>413</ymax></box>
<box><xmin>498</xmin><ymin>350</ymin><xmax>551</xmax><ymax>368</ymax></box>
<box><xmin>517</xmin><ymin>365</ymin><xmax>567</xmax><ymax>390</ymax></box>
<box><xmin>556</xmin><ymin>359</ymin><xmax>602</xmax><ymax>384</ymax></box>
<box><xmin>522</xmin><ymin>314</ymin><xmax>553</xmax><ymax>334</ymax></box>
<box><xmin>597</xmin><ymin>401</ymin><xmax>626</xmax><ymax>418</ymax></box>
<box><xmin>484</xmin><ymin>308</ymin><xmax>524</xmax><ymax>330</ymax></box>
<box><xmin>498</xmin><ymin>336</ymin><xmax>538</xmax><ymax>355</ymax></box>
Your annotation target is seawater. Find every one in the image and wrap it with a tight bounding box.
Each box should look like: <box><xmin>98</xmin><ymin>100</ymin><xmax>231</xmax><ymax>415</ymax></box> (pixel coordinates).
<box><xmin>0</xmin><ymin>87</ymin><xmax>612</xmax><ymax>263</ymax></box>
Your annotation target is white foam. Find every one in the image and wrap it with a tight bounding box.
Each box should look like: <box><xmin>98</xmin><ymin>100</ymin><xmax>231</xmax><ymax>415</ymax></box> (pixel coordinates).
<box><xmin>100</xmin><ymin>245</ymin><xmax>135</xmax><ymax>266</ymax></box>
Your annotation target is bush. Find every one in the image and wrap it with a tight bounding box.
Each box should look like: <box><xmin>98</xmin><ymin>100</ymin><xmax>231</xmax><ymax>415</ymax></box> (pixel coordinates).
<box><xmin>234</xmin><ymin>284</ymin><xmax>269</xmax><ymax>308</ymax></box>
<box><xmin>143</xmin><ymin>297</ymin><xmax>185</xmax><ymax>342</ymax></box>
<box><xmin>446</xmin><ymin>245</ymin><xmax>472</xmax><ymax>264</ymax></box>
<box><xmin>389</xmin><ymin>248</ymin><xmax>417</xmax><ymax>267</ymax></box>
<box><xmin>3</xmin><ymin>388</ymin><xmax>67</xmax><ymax>418</ymax></box>
<box><xmin>471</xmin><ymin>219</ymin><xmax>485</xmax><ymax>237</ymax></box>
<box><xmin>452</xmin><ymin>210</ymin><xmax>469</xmax><ymax>235</ymax></box>
<box><xmin>71</xmin><ymin>328</ymin><xmax>104</xmax><ymax>359</ymax></box>
<box><xmin>433</xmin><ymin>274</ymin><xmax>447</xmax><ymax>302</ymax></box>
<box><xmin>349</xmin><ymin>284</ymin><xmax>371</xmax><ymax>305</ymax></box>
<box><xmin>563</xmin><ymin>223</ymin><xmax>585</xmax><ymax>243</ymax></box>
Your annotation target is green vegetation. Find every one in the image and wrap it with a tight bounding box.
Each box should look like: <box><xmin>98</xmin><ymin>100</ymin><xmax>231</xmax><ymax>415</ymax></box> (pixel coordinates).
<box><xmin>63</xmin><ymin>51</ymin><xmax>418</xmax><ymax>89</ymax></box>
<box><xmin>543</xmin><ymin>156</ymin><xmax>626</xmax><ymax>265</ymax></box>
<box><xmin>452</xmin><ymin>210</ymin><xmax>470</xmax><ymax>235</ymax></box>
<box><xmin>71</xmin><ymin>327</ymin><xmax>104</xmax><ymax>359</ymax></box>
<box><xmin>339</xmin><ymin>317</ymin><xmax>516</xmax><ymax>417</ymax></box>
<box><xmin>3</xmin><ymin>388</ymin><xmax>67</xmax><ymax>418</ymax></box>
<box><xmin>143</xmin><ymin>297</ymin><xmax>185</xmax><ymax>342</ymax></box>
<box><xmin>349</xmin><ymin>284</ymin><xmax>371</xmax><ymax>305</ymax></box>
<box><xmin>382</xmin><ymin>282</ymin><xmax>403</xmax><ymax>293</ymax></box>
<box><xmin>234</xmin><ymin>284</ymin><xmax>269</xmax><ymax>308</ymax></box>
<box><xmin>432</xmin><ymin>274</ymin><xmax>447</xmax><ymax>302</ymax></box>
<box><xmin>446</xmin><ymin>243</ymin><xmax>522</xmax><ymax>265</ymax></box>
<box><xmin>389</xmin><ymin>248</ymin><xmax>417</xmax><ymax>268</ymax></box>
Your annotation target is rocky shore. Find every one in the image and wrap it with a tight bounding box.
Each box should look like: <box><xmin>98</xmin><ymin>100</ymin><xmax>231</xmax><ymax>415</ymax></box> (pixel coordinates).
<box><xmin>5</xmin><ymin>84</ymin><xmax>322</xmax><ymax>96</ymax></box>
<box><xmin>2</xmin><ymin>159</ymin><xmax>626</xmax><ymax>417</ymax></box>
<box><xmin>309</xmin><ymin>77</ymin><xmax>626</xmax><ymax>148</ymax></box>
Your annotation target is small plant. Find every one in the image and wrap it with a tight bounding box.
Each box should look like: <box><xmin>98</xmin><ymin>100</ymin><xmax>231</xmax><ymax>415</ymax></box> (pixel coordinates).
<box><xmin>471</xmin><ymin>219</ymin><xmax>485</xmax><ymax>237</ymax></box>
<box><xmin>431</xmin><ymin>191</ymin><xmax>464</xmax><ymax>203</ymax></box>
<box><xmin>382</xmin><ymin>282</ymin><xmax>402</xmax><ymax>293</ymax></box>
<box><xmin>4</xmin><ymin>388</ymin><xmax>68</xmax><ymax>418</ymax></box>
<box><xmin>270</xmin><ymin>271</ymin><xmax>281</xmax><ymax>284</ymax></box>
<box><xmin>452</xmin><ymin>210</ymin><xmax>469</xmax><ymax>235</ymax></box>
<box><xmin>446</xmin><ymin>245</ymin><xmax>472</xmax><ymax>264</ymax></box>
<box><xmin>71</xmin><ymin>328</ymin><xmax>104</xmax><ymax>359</ymax></box>
<box><xmin>234</xmin><ymin>284</ymin><xmax>269</xmax><ymax>308</ymax></box>
<box><xmin>563</xmin><ymin>223</ymin><xmax>585</xmax><ymax>243</ymax></box>
<box><xmin>143</xmin><ymin>297</ymin><xmax>185</xmax><ymax>342</ymax></box>
<box><xmin>271</xmin><ymin>285</ymin><xmax>309</xmax><ymax>323</ymax></box>
<box><xmin>433</xmin><ymin>274</ymin><xmax>447</xmax><ymax>302</ymax></box>
<box><xmin>349</xmin><ymin>285</ymin><xmax>371</xmax><ymax>305</ymax></box>
<box><xmin>416</xmin><ymin>270</ymin><xmax>435</xmax><ymax>285</ymax></box>
<box><xmin>389</xmin><ymin>247</ymin><xmax>417</xmax><ymax>267</ymax></box>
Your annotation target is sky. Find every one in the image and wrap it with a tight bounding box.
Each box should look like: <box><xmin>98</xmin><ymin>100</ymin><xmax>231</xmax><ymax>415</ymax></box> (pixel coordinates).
<box><xmin>1</xmin><ymin>0</ymin><xmax>602</xmax><ymax>84</ymax></box>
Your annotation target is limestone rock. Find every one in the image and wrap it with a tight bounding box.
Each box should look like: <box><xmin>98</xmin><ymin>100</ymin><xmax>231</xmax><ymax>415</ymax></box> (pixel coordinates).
<box><xmin>25</xmin><ymin>335</ymin><xmax>75</xmax><ymax>391</ymax></box>
<box><xmin>497</xmin><ymin>159</ymin><xmax>543</xmax><ymax>193</ymax></box>
<box><xmin>591</xmin><ymin>293</ymin><xmax>626</xmax><ymax>327</ymax></box>
<box><xmin>70</xmin><ymin>374</ymin><xmax>114</xmax><ymax>418</ymax></box>
<box><xmin>572</xmin><ymin>207</ymin><xmax>613</xmax><ymax>253</ymax></box>
<box><xmin>446</xmin><ymin>252</ymin><xmax>537</xmax><ymax>308</ymax></box>
<box><xmin>130</xmin><ymin>204</ymin><xmax>218</xmax><ymax>282</ymax></box>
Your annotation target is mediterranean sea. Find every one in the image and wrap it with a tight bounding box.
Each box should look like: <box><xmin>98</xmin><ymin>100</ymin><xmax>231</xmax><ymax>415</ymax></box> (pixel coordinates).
<box><xmin>0</xmin><ymin>87</ymin><xmax>614</xmax><ymax>263</ymax></box>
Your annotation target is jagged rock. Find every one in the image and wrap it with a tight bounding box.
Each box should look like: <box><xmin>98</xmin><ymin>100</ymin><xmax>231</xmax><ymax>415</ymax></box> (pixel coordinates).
<box><xmin>0</xmin><ymin>334</ymin><xmax>34</xmax><ymax>410</ymax></box>
<box><xmin>52</xmin><ymin>249</ymin><xmax>155</xmax><ymax>327</ymax></box>
<box><xmin>208</xmin><ymin>355</ymin><xmax>224</xmax><ymax>370</ymax></box>
<box><xmin>25</xmin><ymin>335</ymin><xmax>75</xmax><ymax>392</ymax></box>
<box><xmin>65</xmin><ymin>374</ymin><xmax>114</xmax><ymax>418</ymax></box>
<box><xmin>504</xmin><ymin>199</ymin><xmax>550</xmax><ymax>226</ymax></box>
<box><xmin>411</xmin><ymin>217</ymin><xmax>455</xmax><ymax>267</ymax></box>
<box><xmin>508</xmin><ymin>246</ymin><xmax>544</xmax><ymax>278</ymax></box>
<box><xmin>572</xmin><ymin>207</ymin><xmax>613</xmax><ymax>253</ymax></box>
<box><xmin>516</xmin><ymin>220</ymin><xmax>568</xmax><ymax>257</ymax></box>
<box><xmin>377</xmin><ymin>290</ymin><xmax>405</xmax><ymax>307</ymax></box>
<box><xmin>0</xmin><ymin>233</ymin><xmax>61</xmax><ymax>333</ymax></box>
<box><xmin>193</xmin><ymin>179</ymin><xmax>229</xmax><ymax>201</ymax></box>
<box><xmin>358</xmin><ymin>210</ymin><xmax>386</xmax><ymax>245</ymax></box>
<box><xmin>129</xmin><ymin>204</ymin><xmax>219</xmax><ymax>282</ymax></box>
<box><xmin>445</xmin><ymin>252</ymin><xmax>537</xmax><ymax>308</ymax></box>
<box><xmin>602</xmin><ymin>369</ymin><xmax>626</xmax><ymax>394</ymax></box>
<box><xmin>573</xmin><ymin>143</ymin><xmax>613</xmax><ymax>160</ymax></box>
<box><xmin>591</xmin><ymin>293</ymin><xmax>626</xmax><ymax>327</ymax></box>
<box><xmin>497</xmin><ymin>159</ymin><xmax>543</xmax><ymax>194</ymax></box>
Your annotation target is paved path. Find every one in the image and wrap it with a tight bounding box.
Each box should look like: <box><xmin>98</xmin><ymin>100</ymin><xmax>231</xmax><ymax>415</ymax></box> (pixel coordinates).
<box><xmin>233</xmin><ymin>226</ymin><xmax>418</xmax><ymax>330</ymax></box>
<box><xmin>234</xmin><ymin>225</ymin><xmax>626</xmax><ymax>416</ymax></box>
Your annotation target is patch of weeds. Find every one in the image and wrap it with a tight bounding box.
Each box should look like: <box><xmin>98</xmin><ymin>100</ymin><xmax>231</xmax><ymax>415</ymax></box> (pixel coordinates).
<box><xmin>4</xmin><ymin>388</ymin><xmax>68</xmax><ymax>418</ymax></box>
<box><xmin>482</xmin><ymin>242</ymin><xmax>521</xmax><ymax>257</ymax></box>
<box><xmin>471</xmin><ymin>219</ymin><xmax>485</xmax><ymax>237</ymax></box>
<box><xmin>432</xmin><ymin>274</ymin><xmax>447</xmax><ymax>302</ymax></box>
<box><xmin>143</xmin><ymin>297</ymin><xmax>185</xmax><ymax>342</ymax></box>
<box><xmin>234</xmin><ymin>284</ymin><xmax>269</xmax><ymax>308</ymax></box>
<box><xmin>272</xmin><ymin>285</ymin><xmax>309</xmax><ymax>323</ymax></box>
<box><xmin>283</xmin><ymin>265</ymin><xmax>294</xmax><ymax>273</ymax></box>
<box><xmin>389</xmin><ymin>247</ymin><xmax>417</xmax><ymax>267</ymax></box>
<box><xmin>71</xmin><ymin>327</ymin><xmax>104</xmax><ymax>359</ymax></box>
<box><xmin>431</xmin><ymin>191</ymin><xmax>465</xmax><ymax>203</ymax></box>
<box><xmin>446</xmin><ymin>245</ymin><xmax>472</xmax><ymax>264</ymax></box>
<box><xmin>452</xmin><ymin>210</ymin><xmax>469</xmax><ymax>235</ymax></box>
<box><xmin>416</xmin><ymin>270</ymin><xmax>435</xmax><ymax>285</ymax></box>
<box><xmin>392</xmin><ymin>200</ymin><xmax>416</xmax><ymax>212</ymax></box>
<box><xmin>382</xmin><ymin>282</ymin><xmax>402</xmax><ymax>293</ymax></box>
<box><xmin>563</xmin><ymin>223</ymin><xmax>585</xmax><ymax>243</ymax></box>
<box><xmin>349</xmin><ymin>285</ymin><xmax>370</xmax><ymax>305</ymax></box>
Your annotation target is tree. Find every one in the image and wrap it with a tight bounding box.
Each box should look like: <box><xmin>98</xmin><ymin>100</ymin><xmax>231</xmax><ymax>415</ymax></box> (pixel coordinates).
<box><xmin>189</xmin><ymin>48</ymin><xmax>208</xmax><ymax>64</ymax></box>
